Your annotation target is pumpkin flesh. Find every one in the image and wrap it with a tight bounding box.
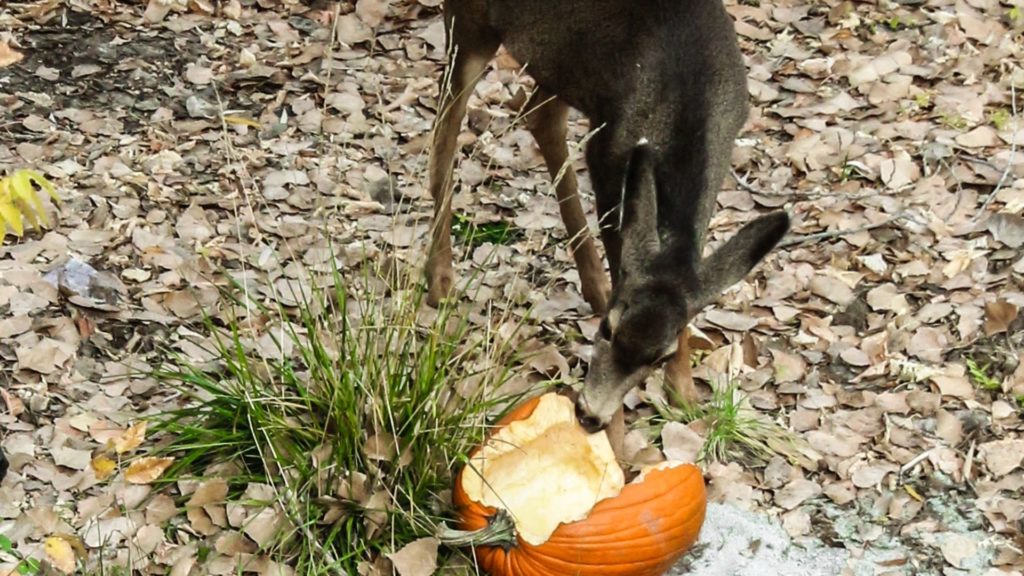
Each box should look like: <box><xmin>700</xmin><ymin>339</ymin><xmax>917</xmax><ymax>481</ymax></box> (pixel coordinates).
<box><xmin>453</xmin><ymin>393</ymin><xmax>706</xmax><ymax>576</ymax></box>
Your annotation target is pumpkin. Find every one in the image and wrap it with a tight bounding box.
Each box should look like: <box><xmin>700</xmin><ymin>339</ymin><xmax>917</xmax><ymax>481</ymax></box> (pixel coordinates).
<box><xmin>444</xmin><ymin>392</ymin><xmax>706</xmax><ymax>576</ymax></box>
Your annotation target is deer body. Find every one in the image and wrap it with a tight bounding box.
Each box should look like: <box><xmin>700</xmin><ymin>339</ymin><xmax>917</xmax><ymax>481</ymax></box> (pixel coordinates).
<box><xmin>426</xmin><ymin>0</ymin><xmax>790</xmax><ymax>431</ymax></box>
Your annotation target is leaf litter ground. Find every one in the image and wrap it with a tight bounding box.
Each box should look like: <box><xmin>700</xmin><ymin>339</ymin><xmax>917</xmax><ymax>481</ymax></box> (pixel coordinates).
<box><xmin>1</xmin><ymin>0</ymin><xmax>1023</xmax><ymax>575</ymax></box>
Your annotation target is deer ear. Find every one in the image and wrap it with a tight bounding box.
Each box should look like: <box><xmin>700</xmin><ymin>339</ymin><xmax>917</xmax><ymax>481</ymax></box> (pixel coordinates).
<box><xmin>620</xmin><ymin>141</ymin><xmax>660</xmax><ymax>277</ymax></box>
<box><xmin>690</xmin><ymin>211</ymin><xmax>789</xmax><ymax>314</ymax></box>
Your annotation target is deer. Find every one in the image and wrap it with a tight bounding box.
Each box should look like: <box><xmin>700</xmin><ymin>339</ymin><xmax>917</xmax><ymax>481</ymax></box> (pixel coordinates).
<box><xmin>423</xmin><ymin>0</ymin><xmax>790</xmax><ymax>437</ymax></box>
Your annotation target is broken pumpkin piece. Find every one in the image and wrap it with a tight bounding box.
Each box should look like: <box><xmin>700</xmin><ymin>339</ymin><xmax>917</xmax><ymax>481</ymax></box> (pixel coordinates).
<box><xmin>442</xmin><ymin>393</ymin><xmax>706</xmax><ymax>576</ymax></box>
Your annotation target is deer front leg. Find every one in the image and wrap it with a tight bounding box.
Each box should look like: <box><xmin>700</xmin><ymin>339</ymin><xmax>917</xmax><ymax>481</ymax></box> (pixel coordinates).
<box><xmin>664</xmin><ymin>326</ymin><xmax>698</xmax><ymax>405</ymax></box>
<box><xmin>525</xmin><ymin>89</ymin><xmax>609</xmax><ymax>314</ymax></box>
<box><xmin>425</xmin><ymin>40</ymin><xmax>498</xmax><ymax>307</ymax></box>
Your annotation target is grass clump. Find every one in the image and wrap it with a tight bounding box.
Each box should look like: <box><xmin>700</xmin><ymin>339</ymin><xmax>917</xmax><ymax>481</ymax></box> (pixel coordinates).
<box><xmin>966</xmin><ymin>357</ymin><xmax>1002</xmax><ymax>391</ymax></box>
<box><xmin>648</xmin><ymin>379</ymin><xmax>814</xmax><ymax>467</ymax></box>
<box><xmin>149</xmin><ymin>261</ymin><xmax>526</xmax><ymax>574</ymax></box>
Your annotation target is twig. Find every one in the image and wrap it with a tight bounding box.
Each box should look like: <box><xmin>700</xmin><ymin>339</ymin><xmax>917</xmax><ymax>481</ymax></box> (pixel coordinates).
<box><xmin>974</xmin><ymin>81</ymin><xmax>1019</xmax><ymax>222</ymax></box>
<box><xmin>899</xmin><ymin>446</ymin><xmax>937</xmax><ymax>476</ymax></box>
<box><xmin>777</xmin><ymin>212</ymin><xmax>910</xmax><ymax>248</ymax></box>
<box><xmin>731</xmin><ymin>169</ymin><xmax>760</xmax><ymax>193</ymax></box>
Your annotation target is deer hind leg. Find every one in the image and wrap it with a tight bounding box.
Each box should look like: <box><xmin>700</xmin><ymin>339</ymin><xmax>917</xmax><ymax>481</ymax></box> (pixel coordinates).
<box><xmin>664</xmin><ymin>326</ymin><xmax>699</xmax><ymax>405</ymax></box>
<box><xmin>425</xmin><ymin>21</ymin><xmax>500</xmax><ymax>308</ymax></box>
<box><xmin>525</xmin><ymin>89</ymin><xmax>609</xmax><ymax>314</ymax></box>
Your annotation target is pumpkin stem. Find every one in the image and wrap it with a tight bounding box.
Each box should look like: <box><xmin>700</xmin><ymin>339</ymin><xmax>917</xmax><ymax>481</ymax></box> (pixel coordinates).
<box><xmin>437</xmin><ymin>509</ymin><xmax>517</xmax><ymax>550</ymax></box>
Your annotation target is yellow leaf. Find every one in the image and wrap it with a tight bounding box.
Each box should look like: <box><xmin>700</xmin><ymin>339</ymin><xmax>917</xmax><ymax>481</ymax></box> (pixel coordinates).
<box><xmin>904</xmin><ymin>484</ymin><xmax>924</xmax><ymax>502</ymax></box>
<box><xmin>91</xmin><ymin>455</ymin><xmax>117</xmax><ymax>480</ymax></box>
<box><xmin>44</xmin><ymin>536</ymin><xmax>76</xmax><ymax>574</ymax></box>
<box><xmin>111</xmin><ymin>421</ymin><xmax>147</xmax><ymax>454</ymax></box>
<box><xmin>222</xmin><ymin>115</ymin><xmax>261</xmax><ymax>128</ymax></box>
<box><xmin>0</xmin><ymin>198</ymin><xmax>23</xmax><ymax>236</ymax></box>
<box><xmin>10</xmin><ymin>170</ymin><xmax>52</xmax><ymax>226</ymax></box>
<box><xmin>125</xmin><ymin>456</ymin><xmax>174</xmax><ymax>484</ymax></box>
<box><xmin>0</xmin><ymin>169</ymin><xmax>60</xmax><ymax>236</ymax></box>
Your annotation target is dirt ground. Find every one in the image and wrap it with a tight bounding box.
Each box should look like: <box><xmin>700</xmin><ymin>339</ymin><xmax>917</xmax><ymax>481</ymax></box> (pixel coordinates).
<box><xmin>1</xmin><ymin>0</ymin><xmax>1023</xmax><ymax>574</ymax></box>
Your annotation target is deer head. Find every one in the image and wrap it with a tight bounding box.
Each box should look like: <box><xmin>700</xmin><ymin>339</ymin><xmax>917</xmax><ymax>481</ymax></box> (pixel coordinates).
<box><xmin>575</xmin><ymin>143</ymin><xmax>790</xmax><ymax>432</ymax></box>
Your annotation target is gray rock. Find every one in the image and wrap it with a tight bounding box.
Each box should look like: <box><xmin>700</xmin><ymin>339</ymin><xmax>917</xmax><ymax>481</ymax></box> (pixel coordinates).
<box><xmin>669</xmin><ymin>503</ymin><xmax>848</xmax><ymax>576</ymax></box>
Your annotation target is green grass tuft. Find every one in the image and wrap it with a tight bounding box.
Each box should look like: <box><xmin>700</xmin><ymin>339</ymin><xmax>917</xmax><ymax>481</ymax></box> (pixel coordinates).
<box><xmin>966</xmin><ymin>357</ymin><xmax>1002</xmax><ymax>391</ymax></box>
<box><xmin>147</xmin><ymin>257</ymin><xmax>530</xmax><ymax>574</ymax></box>
<box><xmin>648</xmin><ymin>379</ymin><xmax>814</xmax><ymax>468</ymax></box>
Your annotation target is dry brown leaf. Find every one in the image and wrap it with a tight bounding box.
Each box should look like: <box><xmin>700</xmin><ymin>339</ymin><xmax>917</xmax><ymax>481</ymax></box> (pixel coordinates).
<box><xmin>244</xmin><ymin>506</ymin><xmax>285</xmax><ymax>547</ymax></box>
<box><xmin>386</xmin><ymin>537</ymin><xmax>439</xmax><ymax>576</ymax></box>
<box><xmin>979</xmin><ymin>440</ymin><xmax>1024</xmax><ymax>477</ymax></box>
<box><xmin>524</xmin><ymin>344</ymin><xmax>570</xmax><ymax>380</ymax></box>
<box><xmin>703</xmin><ymin>309</ymin><xmax>759</xmax><ymax>331</ymax></box>
<box><xmin>775</xmin><ymin>478</ymin><xmax>822</xmax><ymax>510</ymax></box>
<box><xmin>52</xmin><ymin>446</ymin><xmax>92</xmax><ymax>471</ymax></box>
<box><xmin>866</xmin><ymin>283</ymin><xmax>909</xmax><ymax>314</ymax></box>
<box><xmin>111</xmin><ymin>421</ymin><xmax>147</xmax><ymax>454</ymax></box>
<box><xmin>986</xmin><ymin>213</ymin><xmax>1024</xmax><ymax>248</ymax></box>
<box><xmin>771</xmin><ymin>349</ymin><xmax>806</xmax><ymax>383</ymax></box>
<box><xmin>940</xmin><ymin>533</ymin><xmax>978</xmax><ymax>569</ymax></box>
<box><xmin>907</xmin><ymin>327</ymin><xmax>949</xmax><ymax>363</ymax></box>
<box><xmin>364</xmin><ymin>433</ymin><xmax>398</xmax><ymax>462</ymax></box>
<box><xmin>661</xmin><ymin>421</ymin><xmax>703</xmax><ymax>464</ymax></box>
<box><xmin>809</xmin><ymin>275</ymin><xmax>855</xmax><ymax>306</ymax></box>
<box><xmin>15</xmin><ymin>338</ymin><xmax>76</xmax><ymax>374</ymax></box>
<box><xmin>356</xmin><ymin>0</ymin><xmax>389</xmax><ymax>27</ymax></box>
<box><xmin>983</xmin><ymin>299</ymin><xmax>1018</xmax><ymax>336</ymax></box>
<box><xmin>143</xmin><ymin>0</ymin><xmax>174</xmax><ymax>22</ymax></box>
<box><xmin>188</xmin><ymin>478</ymin><xmax>229</xmax><ymax>508</ymax></box>
<box><xmin>931</xmin><ymin>369</ymin><xmax>974</xmax><ymax>400</ymax></box>
<box><xmin>125</xmin><ymin>456</ymin><xmax>175</xmax><ymax>484</ymax></box>
<box><xmin>0</xmin><ymin>40</ymin><xmax>24</xmax><ymax>68</ymax></box>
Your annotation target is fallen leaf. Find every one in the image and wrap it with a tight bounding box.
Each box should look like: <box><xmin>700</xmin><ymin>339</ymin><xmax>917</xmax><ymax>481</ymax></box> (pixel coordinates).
<box><xmin>931</xmin><ymin>369</ymin><xmax>974</xmax><ymax>400</ymax></box>
<box><xmin>866</xmin><ymin>283</ymin><xmax>909</xmax><ymax>314</ymax></box>
<box><xmin>940</xmin><ymin>533</ymin><xmax>978</xmax><ymax>569</ymax></box>
<box><xmin>188</xmin><ymin>478</ymin><xmax>229</xmax><ymax>507</ymax></box>
<box><xmin>386</xmin><ymin>537</ymin><xmax>439</xmax><ymax>576</ymax></box>
<box><xmin>0</xmin><ymin>40</ymin><xmax>24</xmax><ymax>68</ymax></box>
<box><xmin>775</xmin><ymin>478</ymin><xmax>822</xmax><ymax>510</ymax></box>
<box><xmin>703</xmin><ymin>309</ymin><xmax>759</xmax><ymax>331</ymax></box>
<box><xmin>809</xmin><ymin>275</ymin><xmax>855</xmax><ymax>306</ymax></box>
<box><xmin>908</xmin><ymin>327</ymin><xmax>949</xmax><ymax>363</ymax></box>
<box><xmin>111</xmin><ymin>421</ymin><xmax>147</xmax><ymax>454</ymax></box>
<box><xmin>771</xmin><ymin>349</ymin><xmax>807</xmax><ymax>383</ymax></box>
<box><xmin>44</xmin><ymin>536</ymin><xmax>77</xmax><ymax>574</ymax></box>
<box><xmin>661</xmin><ymin>422</ymin><xmax>703</xmax><ymax>464</ymax></box>
<box><xmin>986</xmin><ymin>213</ymin><xmax>1024</xmax><ymax>248</ymax></box>
<box><xmin>91</xmin><ymin>455</ymin><xmax>117</xmax><ymax>481</ymax></box>
<box><xmin>983</xmin><ymin>299</ymin><xmax>1019</xmax><ymax>336</ymax></box>
<box><xmin>244</xmin><ymin>506</ymin><xmax>285</xmax><ymax>546</ymax></box>
<box><xmin>52</xmin><ymin>446</ymin><xmax>92</xmax><ymax>471</ymax></box>
<box><xmin>979</xmin><ymin>440</ymin><xmax>1024</xmax><ymax>476</ymax></box>
<box><xmin>125</xmin><ymin>456</ymin><xmax>175</xmax><ymax>484</ymax></box>
<box><xmin>356</xmin><ymin>0</ymin><xmax>389</xmax><ymax>27</ymax></box>
<box><xmin>16</xmin><ymin>338</ymin><xmax>76</xmax><ymax>374</ymax></box>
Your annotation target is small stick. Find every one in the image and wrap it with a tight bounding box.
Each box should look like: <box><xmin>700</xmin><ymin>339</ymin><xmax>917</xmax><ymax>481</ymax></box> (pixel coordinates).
<box><xmin>899</xmin><ymin>446</ymin><xmax>937</xmax><ymax>477</ymax></box>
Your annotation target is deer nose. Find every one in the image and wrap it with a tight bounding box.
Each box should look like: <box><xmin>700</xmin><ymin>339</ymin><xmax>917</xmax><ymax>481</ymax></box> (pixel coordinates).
<box><xmin>575</xmin><ymin>402</ymin><xmax>605</xmax><ymax>433</ymax></box>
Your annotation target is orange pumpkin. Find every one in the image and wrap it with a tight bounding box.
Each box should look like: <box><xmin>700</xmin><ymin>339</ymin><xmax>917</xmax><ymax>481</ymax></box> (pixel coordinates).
<box><xmin>447</xmin><ymin>393</ymin><xmax>706</xmax><ymax>576</ymax></box>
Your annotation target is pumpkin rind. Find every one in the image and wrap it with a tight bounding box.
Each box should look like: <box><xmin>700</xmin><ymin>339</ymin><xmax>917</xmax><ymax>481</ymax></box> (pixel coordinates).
<box><xmin>453</xmin><ymin>394</ymin><xmax>707</xmax><ymax>576</ymax></box>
